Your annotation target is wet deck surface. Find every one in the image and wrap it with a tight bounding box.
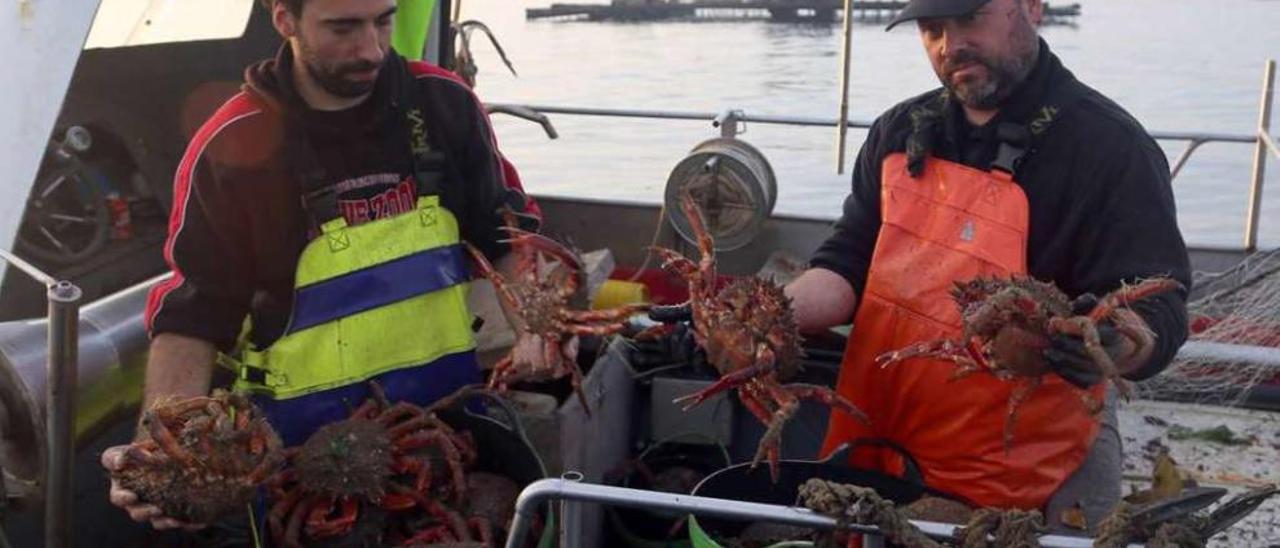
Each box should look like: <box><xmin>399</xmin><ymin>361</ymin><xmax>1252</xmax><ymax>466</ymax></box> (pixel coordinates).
<box><xmin>1119</xmin><ymin>400</ymin><xmax>1280</xmax><ymax>547</ymax></box>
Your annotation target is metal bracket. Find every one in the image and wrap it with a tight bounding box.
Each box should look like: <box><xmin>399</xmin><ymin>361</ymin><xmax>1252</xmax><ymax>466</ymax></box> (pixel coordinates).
<box><xmin>486</xmin><ymin>103</ymin><xmax>559</xmax><ymax>139</ymax></box>
<box><xmin>713</xmin><ymin>109</ymin><xmax>745</xmax><ymax>138</ymax></box>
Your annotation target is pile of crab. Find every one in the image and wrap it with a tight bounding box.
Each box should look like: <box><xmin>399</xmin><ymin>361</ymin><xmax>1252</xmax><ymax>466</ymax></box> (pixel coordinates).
<box><xmin>108</xmin><ymin>384</ymin><xmax>527</xmax><ymax>547</ymax></box>
<box><xmin>266</xmin><ymin>383</ymin><xmax>525</xmax><ymax>547</ymax></box>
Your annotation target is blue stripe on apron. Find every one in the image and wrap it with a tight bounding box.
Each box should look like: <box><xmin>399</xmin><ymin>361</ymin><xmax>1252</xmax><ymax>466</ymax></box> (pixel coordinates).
<box><xmin>251</xmin><ymin>349</ymin><xmax>481</xmax><ymax>447</ymax></box>
<box><xmin>288</xmin><ymin>244</ymin><xmax>469</xmax><ymax>334</ymax></box>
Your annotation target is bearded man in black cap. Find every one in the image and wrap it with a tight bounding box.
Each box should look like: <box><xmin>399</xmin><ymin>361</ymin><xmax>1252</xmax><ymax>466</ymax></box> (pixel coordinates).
<box><xmin>784</xmin><ymin>0</ymin><xmax>1190</xmax><ymax>531</ymax></box>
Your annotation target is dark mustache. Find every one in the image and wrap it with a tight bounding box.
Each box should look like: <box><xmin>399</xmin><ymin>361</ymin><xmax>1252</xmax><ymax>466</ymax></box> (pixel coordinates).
<box><xmin>337</xmin><ymin>61</ymin><xmax>380</xmax><ymax>75</ymax></box>
<box><xmin>943</xmin><ymin>50</ymin><xmax>986</xmax><ymax>75</ymax></box>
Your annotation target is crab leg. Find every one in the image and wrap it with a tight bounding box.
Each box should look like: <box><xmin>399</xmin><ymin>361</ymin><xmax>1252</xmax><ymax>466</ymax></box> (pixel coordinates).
<box><xmin>142</xmin><ymin>409</ymin><xmax>197</xmax><ymax>468</ymax></box>
<box><xmin>649</xmin><ymin>246</ymin><xmax>700</xmax><ymax>280</ymax></box>
<box><xmin>785</xmin><ymin>384</ymin><xmax>869</xmax><ymax>425</ymax></box>
<box><xmin>469</xmin><ymin>516</ymin><xmax>495</xmax><ymax>546</ymax></box>
<box><xmin>1086</xmin><ymin>278</ymin><xmax>1183</xmax><ymax>321</ymax></box>
<box><xmin>562</xmin><ymin>304</ymin><xmax>652</xmax><ymax>322</ymax></box>
<box><xmin>1003</xmin><ymin>376</ymin><xmax>1042</xmax><ymax>451</ymax></box>
<box><xmin>1049</xmin><ymin>316</ymin><xmax>1134</xmax><ymax>400</ymax></box>
<box><xmin>565</xmin><ymin>323</ymin><xmax>631</xmax><ymax>337</ymax></box>
<box><xmin>398</xmin><ymin>430</ymin><xmax>469</xmax><ymax>502</ymax></box>
<box><xmin>875</xmin><ymin>339</ymin><xmax>979</xmax><ymax>370</ymax></box>
<box><xmin>486</xmin><ymin>356</ymin><xmax>516</xmax><ymax>393</ymax></box>
<box><xmin>670</xmin><ymin>345</ymin><xmax>778</xmax><ymax>409</ymax></box>
<box><xmin>677</xmin><ymin>192</ymin><xmax>718</xmax><ymax>295</ymax></box>
<box><xmin>122</xmin><ymin>445</ymin><xmax>167</xmax><ymax>467</ymax></box>
<box><xmin>464</xmin><ymin>241</ymin><xmax>530</xmax><ymax>333</ymax></box>
<box><xmin>305</xmin><ymin>495</ymin><xmax>359</xmax><ymax>539</ymax></box>
<box><xmin>739</xmin><ymin>384</ymin><xmax>782</xmax><ymax>476</ymax></box>
<box><xmin>497</xmin><ymin>226</ymin><xmax>584</xmax><ymax>272</ymax></box>
<box><xmin>268</xmin><ymin>488</ymin><xmax>304</xmax><ymax>546</ymax></box>
<box><xmin>755</xmin><ymin>381</ymin><xmax>801</xmax><ymax>481</ymax></box>
<box><xmin>283</xmin><ymin>494</ymin><xmax>323</xmax><ymax>547</ymax></box>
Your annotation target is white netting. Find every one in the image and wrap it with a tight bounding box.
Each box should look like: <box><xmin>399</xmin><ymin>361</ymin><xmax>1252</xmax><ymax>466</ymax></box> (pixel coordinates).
<box><xmin>1135</xmin><ymin>248</ymin><xmax>1280</xmax><ymax>405</ymax></box>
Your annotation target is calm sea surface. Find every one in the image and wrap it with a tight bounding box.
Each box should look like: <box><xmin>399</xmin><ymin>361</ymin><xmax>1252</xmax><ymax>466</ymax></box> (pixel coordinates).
<box><xmin>462</xmin><ymin>0</ymin><xmax>1280</xmax><ymax>249</ymax></box>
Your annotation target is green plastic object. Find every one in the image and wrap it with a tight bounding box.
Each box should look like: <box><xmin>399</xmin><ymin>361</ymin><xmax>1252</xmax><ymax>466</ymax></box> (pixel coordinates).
<box><xmin>392</xmin><ymin>0</ymin><xmax>438</xmax><ymax>61</ymax></box>
<box><xmin>688</xmin><ymin>516</ymin><xmax>722</xmax><ymax>548</ymax></box>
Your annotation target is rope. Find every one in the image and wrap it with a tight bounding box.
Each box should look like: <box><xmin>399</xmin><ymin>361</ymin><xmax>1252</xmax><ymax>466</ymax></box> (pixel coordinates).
<box><xmin>796</xmin><ymin>479</ymin><xmax>943</xmax><ymax>548</ymax></box>
<box><xmin>1092</xmin><ymin>501</ymin><xmax>1135</xmax><ymax>548</ymax></box>
<box><xmin>952</xmin><ymin>508</ymin><xmax>1046</xmax><ymax>548</ymax></box>
<box><xmin>626</xmin><ymin>202</ymin><xmax>670</xmax><ymax>282</ymax></box>
<box><xmin>1146</xmin><ymin>522</ymin><xmax>1205</xmax><ymax>548</ymax></box>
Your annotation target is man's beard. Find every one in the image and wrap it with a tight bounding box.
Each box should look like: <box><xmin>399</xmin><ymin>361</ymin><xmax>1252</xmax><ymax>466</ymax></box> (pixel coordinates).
<box><xmin>937</xmin><ymin>29</ymin><xmax>1038</xmax><ymax>110</ymax></box>
<box><xmin>298</xmin><ymin>40</ymin><xmax>382</xmax><ymax>98</ymax></box>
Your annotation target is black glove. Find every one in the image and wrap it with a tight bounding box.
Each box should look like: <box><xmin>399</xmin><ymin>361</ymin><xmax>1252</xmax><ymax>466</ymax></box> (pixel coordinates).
<box><xmin>1043</xmin><ymin>322</ymin><xmax>1124</xmax><ymax>390</ymax></box>
<box><xmin>628</xmin><ymin>321</ymin><xmax>705</xmax><ymax>371</ymax></box>
<box><xmin>648</xmin><ymin>303</ymin><xmax>693</xmax><ymax>324</ymax></box>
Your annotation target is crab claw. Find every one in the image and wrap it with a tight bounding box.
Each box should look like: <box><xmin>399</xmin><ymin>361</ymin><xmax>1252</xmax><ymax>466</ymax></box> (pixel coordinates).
<box><xmin>498</xmin><ymin>226</ymin><xmax>583</xmax><ymax>271</ymax></box>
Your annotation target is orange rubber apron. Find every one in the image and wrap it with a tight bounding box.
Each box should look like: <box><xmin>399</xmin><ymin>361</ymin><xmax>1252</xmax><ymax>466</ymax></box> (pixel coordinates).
<box><xmin>820</xmin><ymin>152</ymin><xmax>1105</xmax><ymax>509</ymax></box>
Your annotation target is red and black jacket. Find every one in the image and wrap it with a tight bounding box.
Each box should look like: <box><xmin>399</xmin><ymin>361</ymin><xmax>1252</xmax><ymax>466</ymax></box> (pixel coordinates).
<box><xmin>146</xmin><ymin>46</ymin><xmax>536</xmax><ymax>351</ymax></box>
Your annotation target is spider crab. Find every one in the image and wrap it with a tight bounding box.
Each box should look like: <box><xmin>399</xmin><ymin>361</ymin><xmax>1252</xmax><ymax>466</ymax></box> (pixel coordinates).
<box><xmin>266</xmin><ymin>382</ymin><xmax>479</xmax><ymax>547</ymax></box>
<box><xmin>465</xmin><ymin>212</ymin><xmax>650</xmax><ymax>413</ymax></box>
<box><xmin>109</xmin><ymin>389</ymin><xmax>282</xmax><ymax>524</ymax></box>
<box><xmin>394</xmin><ymin>471</ymin><xmax>522</xmax><ymax>547</ymax></box>
<box><xmin>876</xmin><ymin>275</ymin><xmax>1182</xmax><ymax>447</ymax></box>
<box><xmin>646</xmin><ymin>193</ymin><xmax>869</xmax><ymax>480</ymax></box>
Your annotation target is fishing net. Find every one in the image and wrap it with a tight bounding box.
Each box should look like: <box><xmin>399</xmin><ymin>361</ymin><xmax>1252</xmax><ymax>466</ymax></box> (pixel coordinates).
<box><xmin>1134</xmin><ymin>248</ymin><xmax>1280</xmax><ymax>405</ymax></box>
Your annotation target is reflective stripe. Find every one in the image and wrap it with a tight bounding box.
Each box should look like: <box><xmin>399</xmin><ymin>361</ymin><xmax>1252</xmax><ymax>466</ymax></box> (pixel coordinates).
<box><xmin>251</xmin><ymin>350</ymin><xmax>479</xmax><ymax>446</ymax></box>
<box><xmin>289</xmin><ymin>245</ymin><xmax>468</xmax><ymax>333</ymax></box>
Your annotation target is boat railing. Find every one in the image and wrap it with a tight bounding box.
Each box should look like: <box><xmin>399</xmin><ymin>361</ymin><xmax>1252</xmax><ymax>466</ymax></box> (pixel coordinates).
<box><xmin>489</xmin><ymin>59</ymin><xmax>1278</xmax><ymax>252</ymax></box>
<box><xmin>506</xmin><ymin>478</ymin><xmax>1130</xmax><ymax>548</ymax></box>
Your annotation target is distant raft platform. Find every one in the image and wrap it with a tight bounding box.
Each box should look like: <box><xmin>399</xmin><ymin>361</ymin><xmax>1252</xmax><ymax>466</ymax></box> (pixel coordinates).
<box><xmin>527</xmin><ymin>1</ymin><xmax>1082</xmax><ymax>22</ymax></box>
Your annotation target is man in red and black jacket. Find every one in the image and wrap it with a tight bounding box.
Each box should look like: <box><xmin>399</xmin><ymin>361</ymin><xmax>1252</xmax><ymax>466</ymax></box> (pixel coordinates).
<box><xmin>103</xmin><ymin>0</ymin><xmax>548</xmax><ymax>533</ymax></box>
<box><xmin>786</xmin><ymin>0</ymin><xmax>1190</xmax><ymax>533</ymax></box>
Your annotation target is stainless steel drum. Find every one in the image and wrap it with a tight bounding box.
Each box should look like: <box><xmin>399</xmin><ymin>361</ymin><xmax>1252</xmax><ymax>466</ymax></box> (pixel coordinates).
<box><xmin>664</xmin><ymin>137</ymin><xmax>777</xmax><ymax>252</ymax></box>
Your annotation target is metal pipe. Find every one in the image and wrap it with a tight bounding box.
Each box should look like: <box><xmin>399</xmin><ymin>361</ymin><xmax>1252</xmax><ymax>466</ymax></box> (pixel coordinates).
<box><xmin>714</xmin><ymin>109</ymin><xmax>744</xmax><ymax>137</ymax></box>
<box><xmin>834</xmin><ymin>0</ymin><xmax>855</xmax><ymax>174</ymax></box>
<box><xmin>1176</xmin><ymin>340</ymin><xmax>1280</xmax><ymax>368</ymax></box>
<box><xmin>1169</xmin><ymin>138</ymin><xmax>1206</xmax><ymax>180</ymax></box>
<box><xmin>1261</xmin><ymin>129</ymin><xmax>1280</xmax><ymax>159</ymax></box>
<box><xmin>557</xmin><ymin>471</ymin><xmax>583</xmax><ymax>548</ymax></box>
<box><xmin>1244</xmin><ymin>59</ymin><xmax>1275</xmax><ymax>252</ymax></box>
<box><xmin>506</xmin><ymin>479</ymin><xmax>1115</xmax><ymax>548</ymax></box>
<box><xmin>487</xmin><ymin>102</ymin><xmax>1260</xmax><ymax>144</ymax></box>
<box><xmin>45</xmin><ymin>280</ymin><xmax>81</xmax><ymax>548</ymax></box>
<box><xmin>0</xmin><ymin>249</ymin><xmax>55</xmax><ymax>288</ymax></box>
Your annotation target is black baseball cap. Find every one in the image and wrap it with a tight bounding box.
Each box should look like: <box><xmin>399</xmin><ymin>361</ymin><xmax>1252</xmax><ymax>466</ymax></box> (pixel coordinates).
<box><xmin>885</xmin><ymin>0</ymin><xmax>994</xmax><ymax>30</ymax></box>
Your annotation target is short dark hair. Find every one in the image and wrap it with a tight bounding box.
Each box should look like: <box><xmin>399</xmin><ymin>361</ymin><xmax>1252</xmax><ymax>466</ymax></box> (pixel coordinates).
<box><xmin>260</xmin><ymin>0</ymin><xmax>304</xmax><ymax>16</ymax></box>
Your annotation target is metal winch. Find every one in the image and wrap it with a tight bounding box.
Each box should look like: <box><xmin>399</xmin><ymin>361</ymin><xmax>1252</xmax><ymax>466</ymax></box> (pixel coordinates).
<box><xmin>663</xmin><ymin>110</ymin><xmax>777</xmax><ymax>252</ymax></box>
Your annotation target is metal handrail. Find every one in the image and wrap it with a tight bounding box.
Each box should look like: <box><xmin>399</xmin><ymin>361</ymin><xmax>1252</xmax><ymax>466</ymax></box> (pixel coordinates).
<box><xmin>488</xmin><ymin>58</ymin><xmax>1278</xmax><ymax>252</ymax></box>
<box><xmin>506</xmin><ymin>478</ymin><xmax>1135</xmax><ymax>548</ymax></box>
<box><xmin>1245</xmin><ymin>59</ymin><xmax>1276</xmax><ymax>251</ymax></box>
